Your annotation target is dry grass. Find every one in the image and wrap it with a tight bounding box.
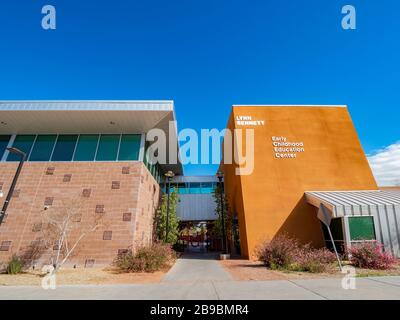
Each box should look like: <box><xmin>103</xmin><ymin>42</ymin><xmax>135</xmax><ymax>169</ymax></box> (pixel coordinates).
<box><xmin>219</xmin><ymin>258</ymin><xmax>400</xmax><ymax>281</ymax></box>
<box><xmin>0</xmin><ymin>266</ymin><xmax>170</xmax><ymax>286</ymax></box>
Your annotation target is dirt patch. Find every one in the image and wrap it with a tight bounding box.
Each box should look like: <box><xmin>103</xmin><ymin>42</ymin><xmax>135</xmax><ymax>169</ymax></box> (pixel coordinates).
<box><xmin>0</xmin><ymin>266</ymin><xmax>171</xmax><ymax>286</ymax></box>
<box><xmin>219</xmin><ymin>259</ymin><xmax>400</xmax><ymax>281</ymax></box>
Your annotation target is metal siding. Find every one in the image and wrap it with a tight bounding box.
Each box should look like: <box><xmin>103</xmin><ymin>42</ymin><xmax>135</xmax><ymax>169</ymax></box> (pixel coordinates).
<box><xmin>176</xmin><ymin>194</ymin><xmax>217</xmax><ymax>221</ymax></box>
<box><xmin>370</xmin><ymin>206</ymin><xmax>384</xmax><ymax>246</ymax></box>
<box><xmin>386</xmin><ymin>205</ymin><xmax>399</xmax><ymax>256</ymax></box>
<box><xmin>377</xmin><ymin>205</ymin><xmax>392</xmax><ymax>253</ymax></box>
<box><xmin>394</xmin><ymin>205</ymin><xmax>400</xmax><ymax>257</ymax></box>
<box><xmin>305</xmin><ymin>190</ymin><xmax>400</xmax><ymax>257</ymax></box>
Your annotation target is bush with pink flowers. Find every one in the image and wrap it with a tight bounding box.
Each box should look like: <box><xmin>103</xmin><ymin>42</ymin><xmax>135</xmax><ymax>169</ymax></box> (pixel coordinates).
<box><xmin>256</xmin><ymin>234</ymin><xmax>300</xmax><ymax>270</ymax></box>
<box><xmin>293</xmin><ymin>245</ymin><xmax>337</xmax><ymax>273</ymax></box>
<box><xmin>348</xmin><ymin>242</ymin><xmax>396</xmax><ymax>270</ymax></box>
<box><xmin>256</xmin><ymin>234</ymin><xmax>337</xmax><ymax>273</ymax></box>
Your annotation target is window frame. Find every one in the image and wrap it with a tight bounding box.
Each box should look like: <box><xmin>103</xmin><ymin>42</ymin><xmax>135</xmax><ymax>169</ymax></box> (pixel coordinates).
<box><xmin>2</xmin><ymin>133</ymin><xmax>144</xmax><ymax>163</ymax></box>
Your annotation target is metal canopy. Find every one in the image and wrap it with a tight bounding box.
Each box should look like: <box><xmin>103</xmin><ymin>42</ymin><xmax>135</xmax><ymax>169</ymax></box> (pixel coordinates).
<box><xmin>305</xmin><ymin>190</ymin><xmax>400</xmax><ymax>217</ymax></box>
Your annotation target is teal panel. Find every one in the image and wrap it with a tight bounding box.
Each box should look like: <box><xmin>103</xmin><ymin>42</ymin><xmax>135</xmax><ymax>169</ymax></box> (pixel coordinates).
<box><xmin>0</xmin><ymin>135</ymin><xmax>11</xmax><ymax>160</ymax></box>
<box><xmin>29</xmin><ymin>135</ymin><xmax>57</xmax><ymax>161</ymax></box>
<box><xmin>96</xmin><ymin>134</ymin><xmax>120</xmax><ymax>161</ymax></box>
<box><xmin>51</xmin><ymin>135</ymin><xmax>78</xmax><ymax>161</ymax></box>
<box><xmin>118</xmin><ymin>134</ymin><xmax>141</xmax><ymax>161</ymax></box>
<box><xmin>73</xmin><ymin>135</ymin><xmax>99</xmax><ymax>161</ymax></box>
<box><xmin>7</xmin><ymin>135</ymin><xmax>35</xmax><ymax>161</ymax></box>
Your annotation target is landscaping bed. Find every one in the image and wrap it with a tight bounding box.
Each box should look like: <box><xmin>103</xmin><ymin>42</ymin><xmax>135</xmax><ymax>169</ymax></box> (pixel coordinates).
<box><xmin>0</xmin><ymin>243</ymin><xmax>177</xmax><ymax>286</ymax></box>
<box><xmin>220</xmin><ymin>258</ymin><xmax>400</xmax><ymax>281</ymax></box>
<box><xmin>220</xmin><ymin>234</ymin><xmax>400</xmax><ymax>281</ymax></box>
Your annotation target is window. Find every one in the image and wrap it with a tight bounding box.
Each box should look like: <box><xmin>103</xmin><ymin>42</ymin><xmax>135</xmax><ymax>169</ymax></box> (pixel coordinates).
<box><xmin>2</xmin><ymin>133</ymin><xmax>145</xmax><ymax>164</ymax></box>
<box><xmin>73</xmin><ymin>135</ymin><xmax>99</xmax><ymax>161</ymax></box>
<box><xmin>188</xmin><ymin>182</ymin><xmax>201</xmax><ymax>194</ymax></box>
<box><xmin>349</xmin><ymin>216</ymin><xmax>376</xmax><ymax>241</ymax></box>
<box><xmin>29</xmin><ymin>135</ymin><xmax>57</xmax><ymax>161</ymax></box>
<box><xmin>200</xmin><ymin>182</ymin><xmax>214</xmax><ymax>194</ymax></box>
<box><xmin>176</xmin><ymin>183</ymin><xmax>188</xmax><ymax>194</ymax></box>
<box><xmin>51</xmin><ymin>135</ymin><xmax>78</xmax><ymax>161</ymax></box>
<box><xmin>95</xmin><ymin>134</ymin><xmax>119</xmax><ymax>161</ymax></box>
<box><xmin>118</xmin><ymin>134</ymin><xmax>141</xmax><ymax>160</ymax></box>
<box><xmin>7</xmin><ymin>135</ymin><xmax>36</xmax><ymax>161</ymax></box>
<box><xmin>0</xmin><ymin>135</ymin><xmax>10</xmax><ymax>160</ymax></box>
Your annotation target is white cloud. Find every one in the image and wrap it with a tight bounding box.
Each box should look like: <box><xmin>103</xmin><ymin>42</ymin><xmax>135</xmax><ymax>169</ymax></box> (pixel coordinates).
<box><xmin>367</xmin><ymin>142</ymin><xmax>400</xmax><ymax>186</ymax></box>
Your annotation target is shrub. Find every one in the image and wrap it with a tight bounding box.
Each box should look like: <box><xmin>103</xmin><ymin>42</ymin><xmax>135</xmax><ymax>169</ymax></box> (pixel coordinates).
<box><xmin>348</xmin><ymin>242</ymin><xmax>396</xmax><ymax>270</ymax></box>
<box><xmin>256</xmin><ymin>234</ymin><xmax>300</xmax><ymax>269</ymax></box>
<box><xmin>5</xmin><ymin>255</ymin><xmax>24</xmax><ymax>275</ymax></box>
<box><xmin>292</xmin><ymin>246</ymin><xmax>336</xmax><ymax>273</ymax></box>
<box><xmin>114</xmin><ymin>243</ymin><xmax>176</xmax><ymax>273</ymax></box>
<box><xmin>257</xmin><ymin>234</ymin><xmax>337</xmax><ymax>273</ymax></box>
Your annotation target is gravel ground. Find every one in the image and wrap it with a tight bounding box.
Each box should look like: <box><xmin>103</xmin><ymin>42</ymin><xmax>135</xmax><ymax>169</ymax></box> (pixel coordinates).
<box><xmin>0</xmin><ymin>267</ymin><xmax>169</xmax><ymax>286</ymax></box>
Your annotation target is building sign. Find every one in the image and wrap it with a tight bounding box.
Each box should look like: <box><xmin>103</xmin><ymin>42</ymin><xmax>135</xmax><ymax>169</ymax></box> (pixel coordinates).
<box><xmin>272</xmin><ymin>136</ymin><xmax>305</xmax><ymax>159</ymax></box>
<box><xmin>236</xmin><ymin>115</ymin><xmax>265</xmax><ymax>126</ymax></box>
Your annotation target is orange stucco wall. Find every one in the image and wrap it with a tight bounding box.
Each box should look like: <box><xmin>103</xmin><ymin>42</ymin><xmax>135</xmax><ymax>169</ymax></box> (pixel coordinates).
<box><xmin>222</xmin><ymin>106</ymin><xmax>378</xmax><ymax>259</ymax></box>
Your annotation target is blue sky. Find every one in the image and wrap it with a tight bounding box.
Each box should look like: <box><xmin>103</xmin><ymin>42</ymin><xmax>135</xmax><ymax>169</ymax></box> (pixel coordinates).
<box><xmin>0</xmin><ymin>0</ymin><xmax>399</xmax><ymax>177</ymax></box>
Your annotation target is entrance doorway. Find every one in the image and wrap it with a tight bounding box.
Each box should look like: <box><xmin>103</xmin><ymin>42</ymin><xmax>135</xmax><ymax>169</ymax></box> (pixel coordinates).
<box><xmin>320</xmin><ymin>217</ymin><xmax>345</xmax><ymax>254</ymax></box>
<box><xmin>177</xmin><ymin>221</ymin><xmax>225</xmax><ymax>253</ymax></box>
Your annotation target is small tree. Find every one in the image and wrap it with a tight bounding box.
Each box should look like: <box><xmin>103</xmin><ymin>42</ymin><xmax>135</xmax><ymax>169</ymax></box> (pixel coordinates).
<box><xmin>156</xmin><ymin>190</ymin><xmax>179</xmax><ymax>244</ymax></box>
<box><xmin>212</xmin><ymin>185</ymin><xmax>231</xmax><ymax>239</ymax></box>
<box><xmin>39</xmin><ymin>196</ymin><xmax>106</xmax><ymax>272</ymax></box>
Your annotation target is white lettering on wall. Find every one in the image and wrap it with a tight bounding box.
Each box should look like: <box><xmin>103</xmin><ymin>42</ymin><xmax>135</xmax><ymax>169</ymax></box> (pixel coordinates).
<box><xmin>272</xmin><ymin>136</ymin><xmax>305</xmax><ymax>159</ymax></box>
<box><xmin>236</xmin><ymin>115</ymin><xmax>265</xmax><ymax>126</ymax></box>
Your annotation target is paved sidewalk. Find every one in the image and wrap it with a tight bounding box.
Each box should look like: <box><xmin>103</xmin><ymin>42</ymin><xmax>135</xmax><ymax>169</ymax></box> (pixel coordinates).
<box><xmin>0</xmin><ymin>276</ymin><xmax>399</xmax><ymax>300</ymax></box>
<box><xmin>0</xmin><ymin>254</ymin><xmax>399</xmax><ymax>300</ymax></box>
<box><xmin>162</xmin><ymin>253</ymin><xmax>232</xmax><ymax>283</ymax></box>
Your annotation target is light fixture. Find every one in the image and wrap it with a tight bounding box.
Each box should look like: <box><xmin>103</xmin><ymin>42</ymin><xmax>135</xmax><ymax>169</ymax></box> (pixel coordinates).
<box><xmin>7</xmin><ymin>147</ymin><xmax>26</xmax><ymax>157</ymax></box>
<box><xmin>164</xmin><ymin>170</ymin><xmax>175</xmax><ymax>179</ymax></box>
<box><xmin>0</xmin><ymin>191</ymin><xmax>3</xmax><ymax>198</ymax></box>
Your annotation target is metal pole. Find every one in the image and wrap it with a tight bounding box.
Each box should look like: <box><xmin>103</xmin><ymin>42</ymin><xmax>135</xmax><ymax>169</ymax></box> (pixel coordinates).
<box><xmin>0</xmin><ymin>152</ymin><xmax>26</xmax><ymax>225</ymax></box>
<box><xmin>327</xmin><ymin>225</ymin><xmax>343</xmax><ymax>271</ymax></box>
<box><xmin>165</xmin><ymin>178</ymin><xmax>171</xmax><ymax>243</ymax></box>
<box><xmin>219</xmin><ymin>177</ymin><xmax>227</xmax><ymax>254</ymax></box>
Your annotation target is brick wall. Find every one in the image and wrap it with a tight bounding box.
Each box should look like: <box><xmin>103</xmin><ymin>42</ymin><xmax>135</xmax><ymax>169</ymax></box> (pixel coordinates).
<box><xmin>0</xmin><ymin>161</ymin><xmax>160</xmax><ymax>267</ymax></box>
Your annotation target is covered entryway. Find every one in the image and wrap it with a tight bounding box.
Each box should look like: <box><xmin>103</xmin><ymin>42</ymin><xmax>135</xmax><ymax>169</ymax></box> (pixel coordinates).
<box><xmin>305</xmin><ymin>190</ymin><xmax>400</xmax><ymax>257</ymax></box>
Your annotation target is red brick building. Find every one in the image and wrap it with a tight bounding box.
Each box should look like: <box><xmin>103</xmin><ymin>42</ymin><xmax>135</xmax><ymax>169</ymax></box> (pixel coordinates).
<box><xmin>0</xmin><ymin>101</ymin><xmax>182</xmax><ymax>267</ymax></box>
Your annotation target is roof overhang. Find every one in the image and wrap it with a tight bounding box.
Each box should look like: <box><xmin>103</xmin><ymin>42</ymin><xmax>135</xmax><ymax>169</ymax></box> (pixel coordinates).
<box><xmin>0</xmin><ymin>100</ymin><xmax>183</xmax><ymax>175</ymax></box>
<box><xmin>305</xmin><ymin>190</ymin><xmax>400</xmax><ymax>217</ymax></box>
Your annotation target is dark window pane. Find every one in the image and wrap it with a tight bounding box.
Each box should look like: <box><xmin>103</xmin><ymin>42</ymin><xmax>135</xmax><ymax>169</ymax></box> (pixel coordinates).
<box><xmin>0</xmin><ymin>135</ymin><xmax>11</xmax><ymax>160</ymax></box>
<box><xmin>96</xmin><ymin>135</ymin><xmax>119</xmax><ymax>161</ymax></box>
<box><xmin>176</xmin><ymin>183</ymin><xmax>187</xmax><ymax>194</ymax></box>
<box><xmin>29</xmin><ymin>135</ymin><xmax>57</xmax><ymax>161</ymax></box>
<box><xmin>51</xmin><ymin>135</ymin><xmax>78</xmax><ymax>161</ymax></box>
<box><xmin>7</xmin><ymin>135</ymin><xmax>36</xmax><ymax>161</ymax></box>
<box><xmin>188</xmin><ymin>182</ymin><xmax>201</xmax><ymax>194</ymax></box>
<box><xmin>349</xmin><ymin>217</ymin><xmax>376</xmax><ymax>241</ymax></box>
<box><xmin>321</xmin><ymin>218</ymin><xmax>344</xmax><ymax>241</ymax></box>
<box><xmin>201</xmin><ymin>182</ymin><xmax>214</xmax><ymax>194</ymax></box>
<box><xmin>118</xmin><ymin>134</ymin><xmax>141</xmax><ymax>161</ymax></box>
<box><xmin>73</xmin><ymin>135</ymin><xmax>99</xmax><ymax>161</ymax></box>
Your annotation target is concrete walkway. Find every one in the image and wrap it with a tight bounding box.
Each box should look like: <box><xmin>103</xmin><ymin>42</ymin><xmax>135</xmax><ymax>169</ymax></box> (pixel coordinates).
<box><xmin>0</xmin><ymin>276</ymin><xmax>400</xmax><ymax>300</ymax></box>
<box><xmin>162</xmin><ymin>253</ymin><xmax>232</xmax><ymax>283</ymax></box>
<box><xmin>0</xmin><ymin>254</ymin><xmax>400</xmax><ymax>300</ymax></box>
